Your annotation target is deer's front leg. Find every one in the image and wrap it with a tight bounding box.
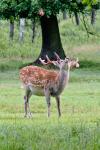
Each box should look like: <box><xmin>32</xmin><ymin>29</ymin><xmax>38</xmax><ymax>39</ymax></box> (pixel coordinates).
<box><xmin>55</xmin><ymin>96</ymin><xmax>61</xmax><ymax>117</ymax></box>
<box><xmin>24</xmin><ymin>95</ymin><xmax>28</xmax><ymax>117</ymax></box>
<box><xmin>44</xmin><ymin>88</ymin><xmax>51</xmax><ymax>117</ymax></box>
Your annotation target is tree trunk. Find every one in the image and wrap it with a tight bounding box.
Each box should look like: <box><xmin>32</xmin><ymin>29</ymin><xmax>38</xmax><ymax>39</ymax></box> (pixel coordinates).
<box><xmin>74</xmin><ymin>12</ymin><xmax>80</xmax><ymax>26</ymax></box>
<box><xmin>9</xmin><ymin>16</ymin><xmax>14</xmax><ymax>40</ymax></box>
<box><xmin>19</xmin><ymin>18</ymin><xmax>25</xmax><ymax>42</ymax></box>
<box><xmin>32</xmin><ymin>18</ymin><xmax>35</xmax><ymax>43</ymax></box>
<box><xmin>34</xmin><ymin>15</ymin><xmax>66</xmax><ymax>64</ymax></box>
<box><xmin>63</xmin><ymin>10</ymin><xmax>67</xmax><ymax>20</ymax></box>
<box><xmin>91</xmin><ymin>8</ymin><xmax>96</xmax><ymax>25</ymax></box>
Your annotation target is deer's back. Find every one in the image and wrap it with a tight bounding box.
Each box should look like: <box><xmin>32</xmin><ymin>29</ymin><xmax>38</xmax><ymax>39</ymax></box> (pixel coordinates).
<box><xmin>20</xmin><ymin>66</ymin><xmax>58</xmax><ymax>88</ymax></box>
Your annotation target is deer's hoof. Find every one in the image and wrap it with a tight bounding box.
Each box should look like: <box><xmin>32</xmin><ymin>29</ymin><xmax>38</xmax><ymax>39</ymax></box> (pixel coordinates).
<box><xmin>28</xmin><ymin>113</ymin><xmax>32</xmax><ymax>118</ymax></box>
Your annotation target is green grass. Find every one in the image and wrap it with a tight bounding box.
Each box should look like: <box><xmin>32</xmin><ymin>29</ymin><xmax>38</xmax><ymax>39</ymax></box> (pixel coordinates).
<box><xmin>0</xmin><ymin>69</ymin><xmax>100</xmax><ymax>150</ymax></box>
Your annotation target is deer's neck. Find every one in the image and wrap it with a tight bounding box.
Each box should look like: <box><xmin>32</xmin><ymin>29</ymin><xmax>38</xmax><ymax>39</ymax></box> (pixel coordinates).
<box><xmin>57</xmin><ymin>67</ymin><xmax>70</xmax><ymax>94</ymax></box>
<box><xmin>59</xmin><ymin>68</ymin><xmax>70</xmax><ymax>83</ymax></box>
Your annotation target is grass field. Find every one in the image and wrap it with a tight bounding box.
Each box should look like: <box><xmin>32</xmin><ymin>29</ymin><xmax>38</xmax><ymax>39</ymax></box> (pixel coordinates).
<box><xmin>0</xmin><ymin>14</ymin><xmax>100</xmax><ymax>150</ymax></box>
<box><xmin>0</xmin><ymin>68</ymin><xmax>100</xmax><ymax>150</ymax></box>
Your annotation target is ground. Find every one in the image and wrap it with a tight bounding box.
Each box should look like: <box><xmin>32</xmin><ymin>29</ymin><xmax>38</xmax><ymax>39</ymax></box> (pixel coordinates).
<box><xmin>0</xmin><ymin>68</ymin><xmax>99</xmax><ymax>150</ymax></box>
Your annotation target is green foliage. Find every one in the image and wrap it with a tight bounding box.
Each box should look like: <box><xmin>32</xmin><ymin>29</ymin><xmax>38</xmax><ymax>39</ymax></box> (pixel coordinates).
<box><xmin>0</xmin><ymin>0</ymin><xmax>99</xmax><ymax>19</ymax></box>
<box><xmin>82</xmin><ymin>0</ymin><xmax>100</xmax><ymax>9</ymax></box>
<box><xmin>0</xmin><ymin>0</ymin><xmax>17</xmax><ymax>19</ymax></box>
<box><xmin>16</xmin><ymin>0</ymin><xmax>31</xmax><ymax>18</ymax></box>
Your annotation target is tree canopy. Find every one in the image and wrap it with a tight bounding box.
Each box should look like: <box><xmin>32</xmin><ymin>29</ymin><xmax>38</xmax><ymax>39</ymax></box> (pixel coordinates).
<box><xmin>0</xmin><ymin>0</ymin><xmax>99</xmax><ymax>19</ymax></box>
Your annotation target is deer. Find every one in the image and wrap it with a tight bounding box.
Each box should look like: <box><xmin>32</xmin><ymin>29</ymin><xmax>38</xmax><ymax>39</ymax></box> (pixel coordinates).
<box><xmin>20</xmin><ymin>53</ymin><xmax>79</xmax><ymax>118</ymax></box>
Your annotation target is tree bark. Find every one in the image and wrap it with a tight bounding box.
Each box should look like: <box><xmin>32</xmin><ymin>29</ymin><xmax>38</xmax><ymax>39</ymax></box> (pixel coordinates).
<box><xmin>34</xmin><ymin>15</ymin><xmax>66</xmax><ymax>64</ymax></box>
<box><xmin>63</xmin><ymin>10</ymin><xmax>67</xmax><ymax>20</ymax></box>
<box><xmin>74</xmin><ymin>12</ymin><xmax>80</xmax><ymax>26</ymax></box>
<box><xmin>9</xmin><ymin>16</ymin><xmax>14</xmax><ymax>40</ymax></box>
<box><xmin>91</xmin><ymin>8</ymin><xmax>96</xmax><ymax>25</ymax></box>
<box><xmin>32</xmin><ymin>18</ymin><xmax>35</xmax><ymax>43</ymax></box>
<box><xmin>19</xmin><ymin>18</ymin><xmax>25</xmax><ymax>42</ymax></box>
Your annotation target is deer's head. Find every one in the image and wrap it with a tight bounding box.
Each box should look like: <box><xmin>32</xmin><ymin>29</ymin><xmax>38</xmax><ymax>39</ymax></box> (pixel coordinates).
<box><xmin>67</xmin><ymin>58</ymin><xmax>79</xmax><ymax>69</ymax></box>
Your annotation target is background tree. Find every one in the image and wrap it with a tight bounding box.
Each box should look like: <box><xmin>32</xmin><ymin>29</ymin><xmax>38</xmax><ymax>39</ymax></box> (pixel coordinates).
<box><xmin>0</xmin><ymin>0</ymin><xmax>16</xmax><ymax>40</ymax></box>
<box><xmin>19</xmin><ymin>18</ymin><xmax>25</xmax><ymax>42</ymax></box>
<box><xmin>82</xmin><ymin>0</ymin><xmax>100</xmax><ymax>25</ymax></box>
<box><xmin>9</xmin><ymin>16</ymin><xmax>14</xmax><ymax>40</ymax></box>
<box><xmin>63</xmin><ymin>10</ymin><xmax>67</xmax><ymax>20</ymax></box>
<box><xmin>31</xmin><ymin>18</ymin><xmax>36</xmax><ymax>43</ymax></box>
<box><xmin>91</xmin><ymin>2</ymin><xmax>100</xmax><ymax>25</ymax></box>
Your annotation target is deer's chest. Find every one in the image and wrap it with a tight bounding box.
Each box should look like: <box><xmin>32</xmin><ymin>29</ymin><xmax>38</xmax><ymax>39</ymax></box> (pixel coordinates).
<box><xmin>49</xmin><ymin>74</ymin><xmax>67</xmax><ymax>96</ymax></box>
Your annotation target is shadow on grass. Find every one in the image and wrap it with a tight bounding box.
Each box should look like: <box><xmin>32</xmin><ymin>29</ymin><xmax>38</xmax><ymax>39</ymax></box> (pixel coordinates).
<box><xmin>0</xmin><ymin>59</ymin><xmax>100</xmax><ymax>71</ymax></box>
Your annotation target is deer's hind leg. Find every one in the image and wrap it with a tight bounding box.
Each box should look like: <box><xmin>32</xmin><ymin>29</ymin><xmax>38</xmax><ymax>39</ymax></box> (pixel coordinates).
<box><xmin>44</xmin><ymin>88</ymin><xmax>51</xmax><ymax>117</ymax></box>
<box><xmin>24</xmin><ymin>87</ymin><xmax>32</xmax><ymax>118</ymax></box>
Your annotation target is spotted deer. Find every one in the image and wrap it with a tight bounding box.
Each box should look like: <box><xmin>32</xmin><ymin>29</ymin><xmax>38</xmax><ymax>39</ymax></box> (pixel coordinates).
<box><xmin>20</xmin><ymin>53</ymin><xmax>79</xmax><ymax>117</ymax></box>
